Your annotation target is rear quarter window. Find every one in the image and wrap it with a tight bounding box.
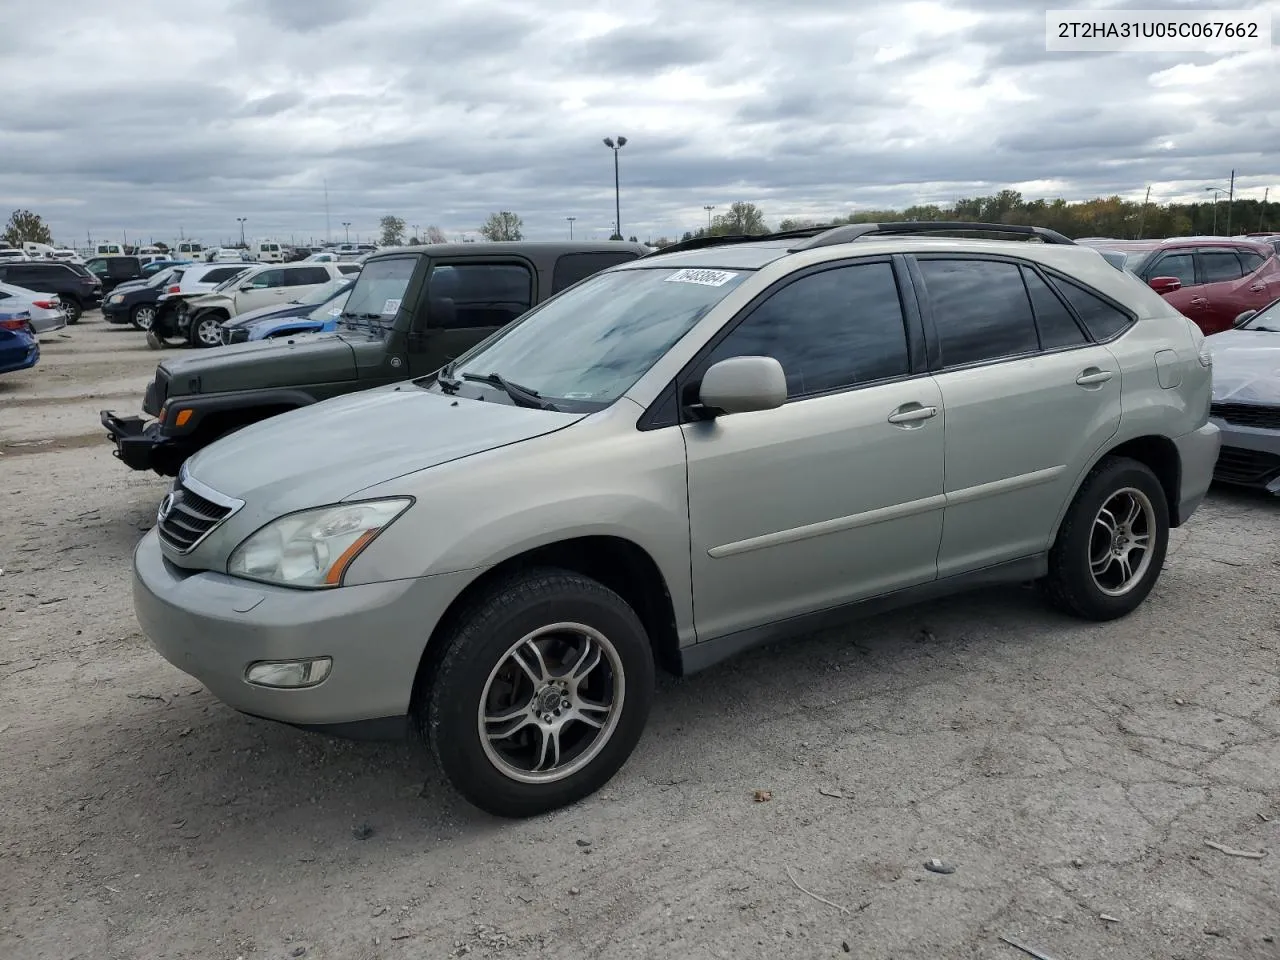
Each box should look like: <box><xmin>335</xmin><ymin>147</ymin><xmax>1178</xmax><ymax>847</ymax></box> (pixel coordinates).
<box><xmin>1046</xmin><ymin>274</ymin><xmax>1135</xmax><ymax>341</ymax></box>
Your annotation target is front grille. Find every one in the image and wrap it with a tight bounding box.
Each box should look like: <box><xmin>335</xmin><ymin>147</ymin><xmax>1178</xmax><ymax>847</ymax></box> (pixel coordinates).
<box><xmin>157</xmin><ymin>479</ymin><xmax>234</xmax><ymax>552</ymax></box>
<box><xmin>1211</xmin><ymin>403</ymin><xmax>1280</xmax><ymax>430</ymax></box>
<box><xmin>1213</xmin><ymin>446</ymin><xmax>1280</xmax><ymax>486</ymax></box>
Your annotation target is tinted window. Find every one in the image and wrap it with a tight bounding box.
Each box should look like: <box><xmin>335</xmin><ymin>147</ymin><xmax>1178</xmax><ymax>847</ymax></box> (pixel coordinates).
<box><xmin>428</xmin><ymin>263</ymin><xmax>533</xmax><ymax>330</ymax></box>
<box><xmin>918</xmin><ymin>259</ymin><xmax>1038</xmax><ymax>367</ymax></box>
<box><xmin>248</xmin><ymin>269</ymin><xmax>285</xmax><ymax>289</ymax></box>
<box><xmin>705</xmin><ymin>262</ymin><xmax>909</xmax><ymax>398</ymax></box>
<box><xmin>336</xmin><ymin>263</ymin><xmax>362</xmax><ymax>275</ymax></box>
<box><xmin>1237</xmin><ymin>250</ymin><xmax>1267</xmax><ymax>275</ymax></box>
<box><xmin>1198</xmin><ymin>251</ymin><xmax>1245</xmax><ymax>284</ymax></box>
<box><xmin>203</xmin><ymin>267</ymin><xmax>242</xmax><ymax>284</ymax></box>
<box><xmin>1021</xmin><ymin>267</ymin><xmax>1087</xmax><ymax>348</ymax></box>
<box><xmin>107</xmin><ymin>259</ymin><xmax>138</xmax><ymax>278</ymax></box>
<box><xmin>286</xmin><ymin>266</ymin><xmax>331</xmax><ymax>286</ymax></box>
<box><xmin>1047</xmin><ymin>276</ymin><xmax>1134</xmax><ymax>341</ymax></box>
<box><xmin>552</xmin><ymin>252</ymin><xmax>641</xmax><ymax>293</ymax></box>
<box><xmin>1148</xmin><ymin>252</ymin><xmax>1195</xmax><ymax>285</ymax></box>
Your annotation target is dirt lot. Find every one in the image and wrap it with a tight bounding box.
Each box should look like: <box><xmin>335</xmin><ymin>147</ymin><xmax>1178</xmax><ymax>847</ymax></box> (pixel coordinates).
<box><xmin>2</xmin><ymin>314</ymin><xmax>1278</xmax><ymax>960</ymax></box>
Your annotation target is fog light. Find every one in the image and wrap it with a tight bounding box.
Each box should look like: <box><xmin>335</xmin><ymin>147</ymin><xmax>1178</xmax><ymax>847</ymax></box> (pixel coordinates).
<box><xmin>245</xmin><ymin>657</ymin><xmax>332</xmax><ymax>689</ymax></box>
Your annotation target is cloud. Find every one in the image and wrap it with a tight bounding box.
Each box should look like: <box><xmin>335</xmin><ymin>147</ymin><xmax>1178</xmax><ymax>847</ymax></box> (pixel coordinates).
<box><xmin>0</xmin><ymin>0</ymin><xmax>1276</xmax><ymax>247</ymax></box>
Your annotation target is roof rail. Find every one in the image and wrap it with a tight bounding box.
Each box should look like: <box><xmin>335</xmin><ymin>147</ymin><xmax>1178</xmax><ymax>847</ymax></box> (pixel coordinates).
<box><xmin>643</xmin><ymin>226</ymin><xmax>829</xmax><ymax>257</ymax></box>
<box><xmin>787</xmin><ymin>221</ymin><xmax>1077</xmax><ymax>252</ymax></box>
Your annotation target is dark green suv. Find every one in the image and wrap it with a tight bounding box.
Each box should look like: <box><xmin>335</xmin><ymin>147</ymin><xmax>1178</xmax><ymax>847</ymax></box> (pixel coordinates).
<box><xmin>101</xmin><ymin>241</ymin><xmax>649</xmax><ymax>475</ymax></box>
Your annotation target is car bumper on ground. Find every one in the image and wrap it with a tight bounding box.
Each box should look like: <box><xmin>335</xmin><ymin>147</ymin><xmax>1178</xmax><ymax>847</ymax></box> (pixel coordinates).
<box><xmin>1209</xmin><ymin>416</ymin><xmax>1280</xmax><ymax>494</ymax></box>
<box><xmin>1172</xmin><ymin>422</ymin><xmax>1221</xmax><ymax>521</ymax></box>
<box><xmin>99</xmin><ymin>410</ymin><xmax>189</xmax><ymax>473</ymax></box>
<box><xmin>131</xmin><ymin>529</ymin><xmax>474</xmax><ymax>736</ymax></box>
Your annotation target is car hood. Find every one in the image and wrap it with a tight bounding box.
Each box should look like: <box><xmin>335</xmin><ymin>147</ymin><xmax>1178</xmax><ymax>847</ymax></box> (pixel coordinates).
<box><xmin>158</xmin><ymin>333</ymin><xmax>357</xmax><ymax>396</ymax></box>
<box><xmin>183</xmin><ymin>384</ymin><xmax>585</xmax><ymax>508</ymax></box>
<box><xmin>1206</xmin><ymin>329</ymin><xmax>1280</xmax><ymax>404</ymax></box>
<box><xmin>221</xmin><ymin>300</ymin><xmax>308</xmax><ymax>328</ymax></box>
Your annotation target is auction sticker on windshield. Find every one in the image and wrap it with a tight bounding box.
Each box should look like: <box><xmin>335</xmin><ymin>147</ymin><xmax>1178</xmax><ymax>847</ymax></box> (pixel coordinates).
<box><xmin>664</xmin><ymin>268</ymin><xmax>738</xmax><ymax>287</ymax></box>
<box><xmin>381</xmin><ymin>299</ymin><xmax>402</xmax><ymax>315</ymax></box>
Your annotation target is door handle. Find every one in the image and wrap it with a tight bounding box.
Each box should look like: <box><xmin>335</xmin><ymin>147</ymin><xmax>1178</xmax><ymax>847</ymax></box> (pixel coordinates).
<box><xmin>887</xmin><ymin>404</ymin><xmax>938</xmax><ymax>425</ymax></box>
<box><xmin>1075</xmin><ymin>369</ymin><xmax>1114</xmax><ymax>386</ymax></box>
<box><xmin>1190</xmin><ymin>296</ymin><xmax>1209</xmax><ymax>305</ymax></box>
<box><xmin>1251</xmin><ymin>283</ymin><xmax>1265</xmax><ymax>291</ymax></box>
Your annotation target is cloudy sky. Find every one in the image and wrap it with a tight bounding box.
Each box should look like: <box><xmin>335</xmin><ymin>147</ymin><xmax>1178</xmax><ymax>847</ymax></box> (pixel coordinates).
<box><xmin>1</xmin><ymin>0</ymin><xmax>1277</xmax><ymax>248</ymax></box>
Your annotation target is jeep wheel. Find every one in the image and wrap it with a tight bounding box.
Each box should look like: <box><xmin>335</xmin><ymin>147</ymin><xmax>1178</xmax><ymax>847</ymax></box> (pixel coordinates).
<box><xmin>1042</xmin><ymin>456</ymin><xmax>1169</xmax><ymax>621</ymax></box>
<box><xmin>63</xmin><ymin>298</ymin><xmax>82</xmax><ymax>324</ymax></box>
<box><xmin>130</xmin><ymin>304</ymin><xmax>157</xmax><ymax>331</ymax></box>
<box><xmin>189</xmin><ymin>312</ymin><xmax>224</xmax><ymax>348</ymax></box>
<box><xmin>420</xmin><ymin>567</ymin><xmax>654</xmax><ymax>818</ymax></box>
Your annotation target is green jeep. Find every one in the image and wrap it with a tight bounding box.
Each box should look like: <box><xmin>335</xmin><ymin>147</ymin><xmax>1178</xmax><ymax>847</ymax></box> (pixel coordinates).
<box><xmin>101</xmin><ymin>241</ymin><xmax>649</xmax><ymax>475</ymax></box>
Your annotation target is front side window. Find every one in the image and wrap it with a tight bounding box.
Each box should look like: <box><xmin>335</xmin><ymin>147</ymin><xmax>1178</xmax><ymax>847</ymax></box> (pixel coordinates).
<box><xmin>248</xmin><ymin>269</ymin><xmax>285</xmax><ymax>289</ymax></box>
<box><xmin>426</xmin><ymin>263</ymin><xmax>533</xmax><ymax>330</ymax></box>
<box><xmin>918</xmin><ymin>259</ymin><xmax>1038</xmax><ymax>367</ymax></box>
<box><xmin>450</xmin><ymin>265</ymin><xmax>750</xmax><ymax>406</ymax></box>
<box><xmin>703</xmin><ymin>261</ymin><xmax>909</xmax><ymax>398</ymax></box>
<box><xmin>1198</xmin><ymin>251</ymin><xmax>1246</xmax><ymax>284</ymax></box>
<box><xmin>1148</xmin><ymin>252</ymin><xmax>1195</xmax><ymax>285</ymax></box>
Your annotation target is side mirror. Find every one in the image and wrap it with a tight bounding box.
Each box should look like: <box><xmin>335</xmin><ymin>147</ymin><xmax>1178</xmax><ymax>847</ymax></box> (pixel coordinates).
<box><xmin>1232</xmin><ymin>309</ymin><xmax>1257</xmax><ymax>328</ymax></box>
<box><xmin>1148</xmin><ymin>276</ymin><xmax>1182</xmax><ymax>295</ymax></box>
<box><xmin>239</xmin><ymin>284</ymin><xmax>254</xmax><ymax>292</ymax></box>
<box><xmin>697</xmin><ymin>356</ymin><xmax>787</xmax><ymax>416</ymax></box>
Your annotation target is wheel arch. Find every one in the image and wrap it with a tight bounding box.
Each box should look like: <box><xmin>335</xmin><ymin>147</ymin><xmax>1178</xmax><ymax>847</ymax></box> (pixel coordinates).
<box><xmin>1052</xmin><ymin>433</ymin><xmax>1183</xmax><ymax>543</ymax></box>
<box><xmin>410</xmin><ymin>534</ymin><xmax>683</xmax><ymax>714</ymax></box>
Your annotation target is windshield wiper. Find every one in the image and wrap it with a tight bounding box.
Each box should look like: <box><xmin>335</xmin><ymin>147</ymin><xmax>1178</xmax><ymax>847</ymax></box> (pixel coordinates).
<box><xmin>462</xmin><ymin>371</ymin><xmax>559</xmax><ymax>411</ymax></box>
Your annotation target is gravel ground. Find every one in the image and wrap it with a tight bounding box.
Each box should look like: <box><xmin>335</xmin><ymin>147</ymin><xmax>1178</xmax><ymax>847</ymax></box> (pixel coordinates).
<box><xmin>2</xmin><ymin>315</ymin><xmax>1279</xmax><ymax>960</ymax></box>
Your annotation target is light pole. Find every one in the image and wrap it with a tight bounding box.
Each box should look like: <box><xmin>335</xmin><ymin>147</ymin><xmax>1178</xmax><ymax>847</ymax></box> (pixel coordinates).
<box><xmin>566</xmin><ymin>216</ymin><xmax>576</xmax><ymax>239</ymax></box>
<box><xmin>236</xmin><ymin>217</ymin><xmax>246</xmax><ymax>248</ymax></box>
<box><xmin>342</xmin><ymin>222</ymin><xmax>351</xmax><ymax>243</ymax></box>
<box><xmin>602</xmin><ymin>136</ymin><xmax>627</xmax><ymax>240</ymax></box>
<box><xmin>1203</xmin><ymin>186</ymin><xmax>1226</xmax><ymax>234</ymax></box>
<box><xmin>704</xmin><ymin>205</ymin><xmax>715</xmax><ymax>232</ymax></box>
<box><xmin>412</xmin><ymin>224</ymin><xmax>420</xmax><ymax>243</ymax></box>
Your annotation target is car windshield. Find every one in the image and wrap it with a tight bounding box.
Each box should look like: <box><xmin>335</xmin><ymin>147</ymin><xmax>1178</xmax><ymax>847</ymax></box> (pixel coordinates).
<box><xmin>211</xmin><ymin>268</ymin><xmax>250</xmax><ymax>292</ymax></box>
<box><xmin>448</xmin><ymin>266</ymin><xmax>751</xmax><ymax>408</ymax></box>
<box><xmin>1241</xmin><ymin>300</ymin><xmax>1280</xmax><ymax>332</ymax></box>
<box><xmin>339</xmin><ymin>255</ymin><xmax>416</xmax><ymax>335</ymax></box>
<box><xmin>296</xmin><ymin>277</ymin><xmax>350</xmax><ymax>306</ymax></box>
<box><xmin>146</xmin><ymin>269</ymin><xmax>174</xmax><ymax>287</ymax></box>
<box><xmin>309</xmin><ymin>290</ymin><xmax>350</xmax><ymax>321</ymax></box>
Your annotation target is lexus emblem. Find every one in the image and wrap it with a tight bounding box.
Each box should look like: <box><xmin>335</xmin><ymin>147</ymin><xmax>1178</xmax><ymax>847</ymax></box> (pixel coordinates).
<box><xmin>157</xmin><ymin>492</ymin><xmax>176</xmax><ymax>523</ymax></box>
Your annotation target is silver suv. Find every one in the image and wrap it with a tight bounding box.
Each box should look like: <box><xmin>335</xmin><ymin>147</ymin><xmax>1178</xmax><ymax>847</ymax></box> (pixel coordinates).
<box><xmin>131</xmin><ymin>222</ymin><xmax>1221</xmax><ymax>818</ymax></box>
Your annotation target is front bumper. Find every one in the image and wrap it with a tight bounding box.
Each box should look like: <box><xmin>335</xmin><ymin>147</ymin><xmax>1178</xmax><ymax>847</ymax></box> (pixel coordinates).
<box><xmin>1172</xmin><ymin>422</ymin><xmax>1221</xmax><ymax>522</ymax></box>
<box><xmin>1209</xmin><ymin>416</ymin><xmax>1280</xmax><ymax>494</ymax></box>
<box><xmin>100</xmin><ymin>410</ymin><xmax>186</xmax><ymax>474</ymax></box>
<box><xmin>131</xmin><ymin>529</ymin><xmax>475</xmax><ymax>733</ymax></box>
<box><xmin>102</xmin><ymin>301</ymin><xmax>130</xmax><ymax>323</ymax></box>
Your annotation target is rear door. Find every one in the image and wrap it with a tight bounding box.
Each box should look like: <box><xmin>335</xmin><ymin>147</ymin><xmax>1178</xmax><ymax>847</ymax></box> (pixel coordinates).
<box><xmin>911</xmin><ymin>255</ymin><xmax>1124</xmax><ymax>575</ymax></box>
<box><xmin>410</xmin><ymin>258</ymin><xmax>536</xmax><ymax>376</ymax></box>
<box><xmin>1186</xmin><ymin>247</ymin><xmax>1251</xmax><ymax>334</ymax></box>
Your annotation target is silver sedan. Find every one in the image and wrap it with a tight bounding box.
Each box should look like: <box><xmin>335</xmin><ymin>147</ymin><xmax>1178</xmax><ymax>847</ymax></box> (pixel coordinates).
<box><xmin>0</xmin><ymin>280</ymin><xmax>67</xmax><ymax>334</ymax></box>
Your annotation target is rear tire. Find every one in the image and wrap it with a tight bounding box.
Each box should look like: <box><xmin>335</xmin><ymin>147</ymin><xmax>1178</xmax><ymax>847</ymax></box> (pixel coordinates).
<box><xmin>1042</xmin><ymin>456</ymin><xmax>1169</xmax><ymax>621</ymax></box>
<box><xmin>64</xmin><ymin>298</ymin><xmax>82</xmax><ymax>324</ymax></box>
<box><xmin>419</xmin><ymin>567</ymin><xmax>655</xmax><ymax>818</ymax></box>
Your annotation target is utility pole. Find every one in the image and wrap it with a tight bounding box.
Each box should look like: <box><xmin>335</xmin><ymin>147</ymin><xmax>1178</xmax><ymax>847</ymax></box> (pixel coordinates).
<box><xmin>1260</xmin><ymin>187</ymin><xmax>1270</xmax><ymax>232</ymax></box>
<box><xmin>704</xmin><ymin>205</ymin><xmax>715</xmax><ymax>231</ymax></box>
<box><xmin>1226</xmin><ymin>169</ymin><xmax>1235</xmax><ymax>236</ymax></box>
<box><xmin>342</xmin><ymin>222</ymin><xmax>351</xmax><ymax>243</ymax></box>
<box><xmin>1136</xmin><ymin>185</ymin><xmax>1151</xmax><ymax>239</ymax></box>
<box><xmin>566</xmin><ymin>216</ymin><xmax>576</xmax><ymax>239</ymax></box>
<box><xmin>602</xmin><ymin>136</ymin><xmax>627</xmax><ymax>239</ymax></box>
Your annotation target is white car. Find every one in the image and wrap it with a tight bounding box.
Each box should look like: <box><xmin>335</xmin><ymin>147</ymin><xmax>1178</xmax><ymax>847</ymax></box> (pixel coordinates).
<box><xmin>181</xmin><ymin>262</ymin><xmax>350</xmax><ymax>347</ymax></box>
<box><xmin>0</xmin><ymin>247</ymin><xmax>30</xmax><ymax>263</ymax></box>
<box><xmin>0</xmin><ymin>280</ymin><xmax>67</xmax><ymax>334</ymax></box>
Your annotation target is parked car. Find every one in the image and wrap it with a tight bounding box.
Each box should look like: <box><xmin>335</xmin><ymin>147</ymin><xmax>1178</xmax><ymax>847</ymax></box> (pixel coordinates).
<box><xmin>0</xmin><ymin>309</ymin><xmax>40</xmax><ymax>374</ymax></box>
<box><xmin>122</xmin><ymin>222</ymin><xmax>1219</xmax><ymax>817</ymax></box>
<box><xmin>176</xmin><ymin>262</ymin><xmax>351</xmax><ymax>348</ymax></box>
<box><xmin>102</xmin><ymin>268</ymin><xmax>184</xmax><ymax>330</ymax></box>
<box><xmin>0</xmin><ymin>246</ymin><xmax>30</xmax><ymax>263</ymax></box>
<box><xmin>101</xmin><ymin>241</ymin><xmax>650</xmax><ymax>474</ymax></box>
<box><xmin>150</xmin><ymin>263</ymin><xmax>253</xmax><ymax>335</ymax></box>
<box><xmin>218</xmin><ymin>276</ymin><xmax>354</xmax><ymax>345</ymax></box>
<box><xmin>1078</xmin><ymin>238</ymin><xmax>1280</xmax><ymax>335</ymax></box>
<box><xmin>84</xmin><ymin>255</ymin><xmax>146</xmax><ymax>294</ymax></box>
<box><xmin>0</xmin><ymin>260</ymin><xmax>101</xmax><ymax>322</ymax></box>
<box><xmin>241</xmin><ymin>288</ymin><xmax>351</xmax><ymax>341</ymax></box>
<box><xmin>1205</xmin><ymin>297</ymin><xmax>1280</xmax><ymax>494</ymax></box>
<box><xmin>0</xmin><ymin>280</ymin><xmax>67</xmax><ymax>334</ymax></box>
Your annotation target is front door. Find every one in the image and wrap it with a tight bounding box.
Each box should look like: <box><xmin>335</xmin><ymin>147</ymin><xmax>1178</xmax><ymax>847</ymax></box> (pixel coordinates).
<box><xmin>682</xmin><ymin>259</ymin><xmax>946</xmax><ymax>641</ymax></box>
<box><xmin>237</xmin><ymin>268</ymin><xmax>287</xmax><ymax>313</ymax></box>
<box><xmin>912</xmin><ymin>256</ymin><xmax>1124</xmax><ymax>576</ymax></box>
<box><xmin>409</xmin><ymin>259</ymin><xmax>537</xmax><ymax>377</ymax></box>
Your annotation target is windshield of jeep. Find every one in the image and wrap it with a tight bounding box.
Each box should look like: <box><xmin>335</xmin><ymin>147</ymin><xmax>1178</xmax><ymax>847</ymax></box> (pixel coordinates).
<box><xmin>338</xmin><ymin>255</ymin><xmax>415</xmax><ymax>335</ymax></box>
<box><xmin>445</xmin><ymin>266</ymin><xmax>750</xmax><ymax>409</ymax></box>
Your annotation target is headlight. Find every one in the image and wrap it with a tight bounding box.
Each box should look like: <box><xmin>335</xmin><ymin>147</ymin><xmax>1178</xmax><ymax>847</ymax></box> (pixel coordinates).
<box><xmin>109</xmin><ymin>294</ymin><xmax>124</xmax><ymax>304</ymax></box>
<box><xmin>227</xmin><ymin>498</ymin><xmax>411</xmax><ymax>588</ymax></box>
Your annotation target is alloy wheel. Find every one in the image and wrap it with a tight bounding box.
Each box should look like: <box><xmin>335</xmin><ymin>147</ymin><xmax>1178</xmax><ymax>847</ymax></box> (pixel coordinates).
<box><xmin>478</xmin><ymin>622</ymin><xmax>624</xmax><ymax>784</ymax></box>
<box><xmin>195</xmin><ymin>316</ymin><xmax>222</xmax><ymax>347</ymax></box>
<box><xmin>133</xmin><ymin>306</ymin><xmax>156</xmax><ymax>330</ymax></box>
<box><xmin>1089</xmin><ymin>487</ymin><xmax>1156</xmax><ymax>597</ymax></box>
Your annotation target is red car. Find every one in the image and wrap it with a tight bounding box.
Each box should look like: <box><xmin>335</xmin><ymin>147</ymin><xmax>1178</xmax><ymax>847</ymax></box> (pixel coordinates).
<box><xmin>1080</xmin><ymin>237</ymin><xmax>1280</xmax><ymax>334</ymax></box>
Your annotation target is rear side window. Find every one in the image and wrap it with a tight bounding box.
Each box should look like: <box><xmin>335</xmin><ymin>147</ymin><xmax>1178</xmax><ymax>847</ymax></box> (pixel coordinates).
<box><xmin>917</xmin><ymin>259</ymin><xmax>1038</xmax><ymax>367</ymax></box>
<box><xmin>1237</xmin><ymin>250</ymin><xmax>1267</xmax><ymax>275</ymax></box>
<box><xmin>552</xmin><ymin>252</ymin><xmax>641</xmax><ymax>293</ymax></box>
<box><xmin>427</xmin><ymin>263</ymin><xmax>534</xmax><ymax>329</ymax></box>
<box><xmin>1147</xmin><ymin>252</ymin><xmax>1195</xmax><ymax>285</ymax></box>
<box><xmin>1021</xmin><ymin>267</ymin><xmax>1088</xmax><ymax>349</ymax></box>
<box><xmin>1197</xmin><ymin>251</ymin><xmax>1245</xmax><ymax>284</ymax></box>
<box><xmin>203</xmin><ymin>267</ymin><xmax>242</xmax><ymax>284</ymax></box>
<box><xmin>1046</xmin><ymin>275</ymin><xmax>1134</xmax><ymax>341</ymax></box>
<box><xmin>704</xmin><ymin>261</ymin><xmax>910</xmax><ymax>398</ymax></box>
<box><xmin>286</xmin><ymin>266</ymin><xmax>331</xmax><ymax>286</ymax></box>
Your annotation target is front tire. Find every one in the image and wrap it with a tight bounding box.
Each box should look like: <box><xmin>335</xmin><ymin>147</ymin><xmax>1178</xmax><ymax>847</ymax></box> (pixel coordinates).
<box><xmin>420</xmin><ymin>567</ymin><xmax>655</xmax><ymax>818</ymax></box>
<box><xmin>188</xmin><ymin>311</ymin><xmax>224</xmax><ymax>348</ymax></box>
<box><xmin>1042</xmin><ymin>456</ymin><xmax>1169</xmax><ymax>621</ymax></box>
<box><xmin>130</xmin><ymin>303</ymin><xmax>157</xmax><ymax>331</ymax></box>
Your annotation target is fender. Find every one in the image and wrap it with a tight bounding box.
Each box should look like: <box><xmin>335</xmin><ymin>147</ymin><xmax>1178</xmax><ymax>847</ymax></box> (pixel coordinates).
<box><xmin>158</xmin><ymin>388</ymin><xmax>318</xmax><ymax>437</ymax></box>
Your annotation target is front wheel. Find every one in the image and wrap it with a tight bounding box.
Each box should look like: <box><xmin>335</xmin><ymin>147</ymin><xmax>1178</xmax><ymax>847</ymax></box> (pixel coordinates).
<box><xmin>130</xmin><ymin>303</ymin><xmax>157</xmax><ymax>331</ymax></box>
<box><xmin>188</xmin><ymin>312</ymin><xmax>224</xmax><ymax>348</ymax></box>
<box><xmin>420</xmin><ymin>567</ymin><xmax>655</xmax><ymax>818</ymax></box>
<box><xmin>1042</xmin><ymin>456</ymin><xmax>1170</xmax><ymax>621</ymax></box>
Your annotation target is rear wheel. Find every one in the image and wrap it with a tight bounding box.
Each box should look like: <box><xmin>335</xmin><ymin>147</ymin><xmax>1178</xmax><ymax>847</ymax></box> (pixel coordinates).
<box><xmin>130</xmin><ymin>303</ymin><xmax>157</xmax><ymax>331</ymax></box>
<box><xmin>1042</xmin><ymin>456</ymin><xmax>1169</xmax><ymax>621</ymax></box>
<box><xmin>420</xmin><ymin>567</ymin><xmax>655</xmax><ymax>818</ymax></box>
<box><xmin>189</xmin><ymin>311</ymin><xmax>224</xmax><ymax>348</ymax></box>
<box><xmin>63</xmin><ymin>298</ymin><xmax>82</xmax><ymax>324</ymax></box>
